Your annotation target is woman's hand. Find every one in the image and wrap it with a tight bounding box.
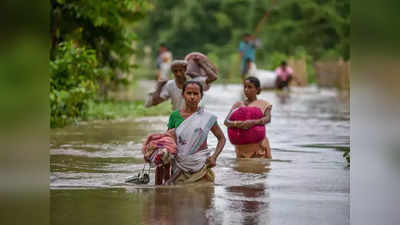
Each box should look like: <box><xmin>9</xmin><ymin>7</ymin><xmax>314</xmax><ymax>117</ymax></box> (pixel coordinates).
<box><xmin>210</xmin><ymin>123</ymin><xmax>226</xmax><ymax>166</ymax></box>
<box><xmin>206</xmin><ymin>155</ymin><xmax>217</xmax><ymax>168</ymax></box>
<box><xmin>236</xmin><ymin>120</ymin><xmax>256</xmax><ymax>130</ymax></box>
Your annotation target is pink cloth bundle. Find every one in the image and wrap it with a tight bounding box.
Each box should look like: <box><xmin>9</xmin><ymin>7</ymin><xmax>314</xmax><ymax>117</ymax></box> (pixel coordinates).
<box><xmin>142</xmin><ymin>132</ymin><xmax>177</xmax><ymax>167</ymax></box>
<box><xmin>227</xmin><ymin>106</ymin><xmax>266</xmax><ymax>145</ymax></box>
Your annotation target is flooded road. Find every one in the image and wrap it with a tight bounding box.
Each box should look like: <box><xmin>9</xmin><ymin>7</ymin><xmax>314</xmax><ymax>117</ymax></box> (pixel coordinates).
<box><xmin>50</xmin><ymin>84</ymin><xmax>349</xmax><ymax>225</ymax></box>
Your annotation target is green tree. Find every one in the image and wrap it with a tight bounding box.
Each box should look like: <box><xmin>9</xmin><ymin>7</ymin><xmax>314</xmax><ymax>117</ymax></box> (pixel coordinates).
<box><xmin>137</xmin><ymin>0</ymin><xmax>350</xmax><ymax>71</ymax></box>
<box><xmin>257</xmin><ymin>0</ymin><xmax>350</xmax><ymax>61</ymax></box>
<box><xmin>205</xmin><ymin>0</ymin><xmax>350</xmax><ymax>62</ymax></box>
<box><xmin>50</xmin><ymin>42</ymin><xmax>102</xmax><ymax>127</ymax></box>
<box><xmin>50</xmin><ymin>0</ymin><xmax>151</xmax><ymax>127</ymax></box>
<box><xmin>51</xmin><ymin>0</ymin><xmax>152</xmax><ymax>87</ymax></box>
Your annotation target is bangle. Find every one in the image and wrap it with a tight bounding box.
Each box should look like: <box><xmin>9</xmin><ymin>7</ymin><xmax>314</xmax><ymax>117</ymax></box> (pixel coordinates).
<box><xmin>233</xmin><ymin>121</ymin><xmax>237</xmax><ymax>128</ymax></box>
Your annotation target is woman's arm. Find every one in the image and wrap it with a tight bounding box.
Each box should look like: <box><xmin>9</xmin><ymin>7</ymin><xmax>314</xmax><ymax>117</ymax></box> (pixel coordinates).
<box><xmin>224</xmin><ymin>102</ymin><xmax>244</xmax><ymax>128</ymax></box>
<box><xmin>229</xmin><ymin>105</ymin><xmax>272</xmax><ymax>130</ymax></box>
<box><xmin>251</xmin><ymin>105</ymin><xmax>272</xmax><ymax>125</ymax></box>
<box><xmin>224</xmin><ymin>109</ymin><xmax>237</xmax><ymax>128</ymax></box>
<box><xmin>207</xmin><ymin>123</ymin><xmax>226</xmax><ymax>167</ymax></box>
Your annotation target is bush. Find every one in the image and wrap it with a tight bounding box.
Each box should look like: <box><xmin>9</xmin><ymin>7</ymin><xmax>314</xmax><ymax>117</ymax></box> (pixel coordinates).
<box><xmin>50</xmin><ymin>41</ymin><xmax>103</xmax><ymax>127</ymax></box>
<box><xmin>265</xmin><ymin>52</ymin><xmax>290</xmax><ymax>70</ymax></box>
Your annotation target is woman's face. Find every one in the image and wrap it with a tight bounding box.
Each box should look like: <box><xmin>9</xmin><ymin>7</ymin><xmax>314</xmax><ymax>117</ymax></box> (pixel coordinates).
<box><xmin>183</xmin><ymin>83</ymin><xmax>202</xmax><ymax>108</ymax></box>
<box><xmin>244</xmin><ymin>80</ymin><xmax>259</xmax><ymax>99</ymax></box>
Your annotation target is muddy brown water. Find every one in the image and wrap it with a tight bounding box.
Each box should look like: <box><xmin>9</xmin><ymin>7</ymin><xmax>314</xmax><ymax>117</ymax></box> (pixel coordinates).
<box><xmin>51</xmin><ymin>84</ymin><xmax>349</xmax><ymax>225</ymax></box>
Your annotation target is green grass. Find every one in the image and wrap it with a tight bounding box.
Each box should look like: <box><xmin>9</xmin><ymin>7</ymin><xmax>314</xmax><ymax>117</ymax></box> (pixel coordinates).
<box><xmin>87</xmin><ymin>100</ymin><xmax>172</xmax><ymax>120</ymax></box>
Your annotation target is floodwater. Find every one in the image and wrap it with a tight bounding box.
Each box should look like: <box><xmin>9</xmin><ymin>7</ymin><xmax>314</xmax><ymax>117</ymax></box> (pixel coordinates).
<box><xmin>50</xmin><ymin>84</ymin><xmax>349</xmax><ymax>225</ymax></box>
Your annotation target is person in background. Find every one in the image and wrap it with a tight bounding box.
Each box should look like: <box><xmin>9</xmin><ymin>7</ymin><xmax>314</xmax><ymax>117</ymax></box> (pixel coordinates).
<box><xmin>148</xmin><ymin>57</ymin><xmax>217</xmax><ymax>111</ymax></box>
<box><xmin>274</xmin><ymin>61</ymin><xmax>300</xmax><ymax>90</ymax></box>
<box><xmin>157</xmin><ymin>44</ymin><xmax>173</xmax><ymax>81</ymax></box>
<box><xmin>239</xmin><ymin>33</ymin><xmax>257</xmax><ymax>79</ymax></box>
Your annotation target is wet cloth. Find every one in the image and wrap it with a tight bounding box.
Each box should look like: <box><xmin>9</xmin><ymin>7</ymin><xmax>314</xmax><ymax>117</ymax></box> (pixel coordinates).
<box><xmin>174</xmin><ymin>163</ymin><xmax>215</xmax><ymax>184</ymax></box>
<box><xmin>233</xmin><ymin>100</ymin><xmax>272</xmax><ymax>158</ymax></box>
<box><xmin>228</xmin><ymin>106</ymin><xmax>266</xmax><ymax>145</ymax></box>
<box><xmin>142</xmin><ymin>132</ymin><xmax>177</xmax><ymax>167</ymax></box>
<box><xmin>171</xmin><ymin>107</ymin><xmax>217</xmax><ymax>183</ymax></box>
<box><xmin>275</xmin><ymin>75</ymin><xmax>293</xmax><ymax>90</ymax></box>
<box><xmin>168</xmin><ymin>110</ymin><xmax>209</xmax><ymax>150</ymax></box>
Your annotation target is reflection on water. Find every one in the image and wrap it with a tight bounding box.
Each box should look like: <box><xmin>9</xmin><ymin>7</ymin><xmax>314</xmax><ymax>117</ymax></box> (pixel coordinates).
<box><xmin>143</xmin><ymin>184</ymin><xmax>215</xmax><ymax>225</ymax></box>
<box><xmin>51</xmin><ymin>185</ymin><xmax>216</xmax><ymax>225</ymax></box>
<box><xmin>50</xmin><ymin>85</ymin><xmax>349</xmax><ymax>225</ymax></box>
<box><xmin>225</xmin><ymin>183</ymin><xmax>270</xmax><ymax>225</ymax></box>
<box><xmin>276</xmin><ymin>90</ymin><xmax>290</xmax><ymax>104</ymax></box>
<box><xmin>233</xmin><ymin>158</ymin><xmax>271</xmax><ymax>174</ymax></box>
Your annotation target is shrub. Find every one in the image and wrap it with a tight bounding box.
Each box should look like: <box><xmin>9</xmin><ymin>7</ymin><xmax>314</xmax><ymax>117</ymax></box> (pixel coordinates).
<box><xmin>50</xmin><ymin>41</ymin><xmax>103</xmax><ymax>127</ymax></box>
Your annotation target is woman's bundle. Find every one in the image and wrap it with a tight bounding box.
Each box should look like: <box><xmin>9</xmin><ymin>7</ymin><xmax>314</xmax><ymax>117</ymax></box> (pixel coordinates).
<box><xmin>142</xmin><ymin>129</ymin><xmax>177</xmax><ymax>167</ymax></box>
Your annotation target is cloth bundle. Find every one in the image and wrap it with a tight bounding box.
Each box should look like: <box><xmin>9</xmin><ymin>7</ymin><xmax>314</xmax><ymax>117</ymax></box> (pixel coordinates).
<box><xmin>227</xmin><ymin>106</ymin><xmax>266</xmax><ymax>145</ymax></box>
<box><xmin>184</xmin><ymin>52</ymin><xmax>218</xmax><ymax>78</ymax></box>
<box><xmin>142</xmin><ymin>130</ymin><xmax>177</xmax><ymax>167</ymax></box>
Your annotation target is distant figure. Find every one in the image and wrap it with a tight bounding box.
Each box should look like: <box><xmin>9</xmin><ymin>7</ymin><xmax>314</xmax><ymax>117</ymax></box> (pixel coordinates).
<box><xmin>239</xmin><ymin>33</ymin><xmax>257</xmax><ymax>78</ymax></box>
<box><xmin>274</xmin><ymin>61</ymin><xmax>300</xmax><ymax>90</ymax></box>
<box><xmin>157</xmin><ymin>44</ymin><xmax>173</xmax><ymax>81</ymax></box>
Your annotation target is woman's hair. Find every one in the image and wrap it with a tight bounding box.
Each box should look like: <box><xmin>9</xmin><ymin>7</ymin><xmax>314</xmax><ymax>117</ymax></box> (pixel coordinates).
<box><xmin>245</xmin><ymin>76</ymin><xmax>261</xmax><ymax>94</ymax></box>
<box><xmin>245</xmin><ymin>76</ymin><xmax>261</xmax><ymax>88</ymax></box>
<box><xmin>182</xmin><ymin>80</ymin><xmax>203</xmax><ymax>97</ymax></box>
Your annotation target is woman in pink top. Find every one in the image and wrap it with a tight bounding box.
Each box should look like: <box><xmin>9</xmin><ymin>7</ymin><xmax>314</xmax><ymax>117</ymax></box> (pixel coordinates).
<box><xmin>224</xmin><ymin>76</ymin><xmax>272</xmax><ymax>158</ymax></box>
<box><xmin>275</xmin><ymin>61</ymin><xmax>297</xmax><ymax>90</ymax></box>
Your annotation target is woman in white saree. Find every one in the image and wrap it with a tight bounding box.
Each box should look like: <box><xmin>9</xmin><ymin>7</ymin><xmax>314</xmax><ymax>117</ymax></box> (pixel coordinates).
<box><xmin>165</xmin><ymin>80</ymin><xmax>226</xmax><ymax>185</ymax></box>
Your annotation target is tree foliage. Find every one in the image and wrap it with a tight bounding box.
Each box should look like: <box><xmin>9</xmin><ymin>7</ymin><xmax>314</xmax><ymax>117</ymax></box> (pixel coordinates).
<box><xmin>50</xmin><ymin>41</ymin><xmax>102</xmax><ymax>127</ymax></box>
<box><xmin>51</xmin><ymin>0</ymin><xmax>151</xmax><ymax>75</ymax></box>
<box><xmin>261</xmin><ymin>0</ymin><xmax>350</xmax><ymax>60</ymax></box>
<box><xmin>137</xmin><ymin>0</ymin><xmax>350</xmax><ymax>63</ymax></box>
<box><xmin>50</xmin><ymin>0</ymin><xmax>350</xmax><ymax>127</ymax></box>
<box><xmin>50</xmin><ymin>0</ymin><xmax>151</xmax><ymax>127</ymax></box>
